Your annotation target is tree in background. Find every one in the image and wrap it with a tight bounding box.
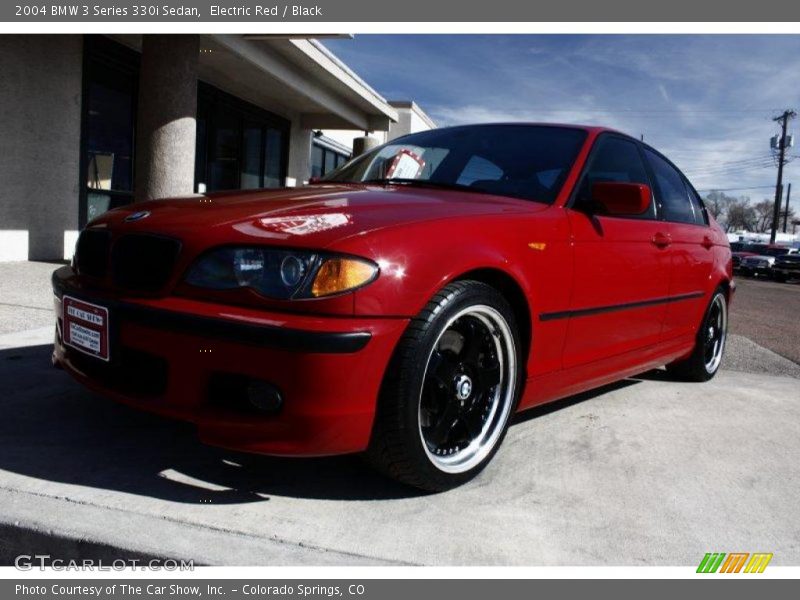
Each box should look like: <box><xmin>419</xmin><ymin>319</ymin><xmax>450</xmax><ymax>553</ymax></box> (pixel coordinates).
<box><xmin>752</xmin><ymin>199</ymin><xmax>776</xmax><ymax>233</ymax></box>
<box><xmin>704</xmin><ymin>191</ymin><xmax>756</xmax><ymax>232</ymax></box>
<box><xmin>704</xmin><ymin>191</ymin><xmax>736</xmax><ymax>222</ymax></box>
<box><xmin>706</xmin><ymin>190</ymin><xmax>797</xmax><ymax>234</ymax></box>
<box><xmin>726</xmin><ymin>197</ymin><xmax>756</xmax><ymax>232</ymax></box>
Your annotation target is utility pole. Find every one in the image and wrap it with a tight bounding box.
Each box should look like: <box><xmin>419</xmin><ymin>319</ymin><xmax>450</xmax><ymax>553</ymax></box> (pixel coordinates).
<box><xmin>770</xmin><ymin>110</ymin><xmax>796</xmax><ymax>244</ymax></box>
<box><xmin>783</xmin><ymin>183</ymin><xmax>792</xmax><ymax>233</ymax></box>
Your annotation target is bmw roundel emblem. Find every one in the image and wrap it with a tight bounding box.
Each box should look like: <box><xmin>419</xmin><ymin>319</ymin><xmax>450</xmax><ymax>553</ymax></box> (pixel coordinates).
<box><xmin>124</xmin><ymin>210</ymin><xmax>151</xmax><ymax>222</ymax></box>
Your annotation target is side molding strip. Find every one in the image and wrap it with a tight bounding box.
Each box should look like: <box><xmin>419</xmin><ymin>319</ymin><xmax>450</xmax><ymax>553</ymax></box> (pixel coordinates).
<box><xmin>539</xmin><ymin>291</ymin><xmax>705</xmax><ymax>321</ymax></box>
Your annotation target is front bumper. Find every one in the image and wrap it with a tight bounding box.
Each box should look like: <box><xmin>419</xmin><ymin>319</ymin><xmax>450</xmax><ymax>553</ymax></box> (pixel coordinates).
<box><xmin>52</xmin><ymin>266</ymin><xmax>409</xmax><ymax>456</ymax></box>
<box><xmin>773</xmin><ymin>267</ymin><xmax>800</xmax><ymax>279</ymax></box>
<box><xmin>739</xmin><ymin>264</ymin><xmax>773</xmax><ymax>275</ymax></box>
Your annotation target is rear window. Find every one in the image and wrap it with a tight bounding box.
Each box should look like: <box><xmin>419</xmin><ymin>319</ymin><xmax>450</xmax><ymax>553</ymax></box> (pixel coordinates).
<box><xmin>645</xmin><ymin>149</ymin><xmax>704</xmax><ymax>226</ymax></box>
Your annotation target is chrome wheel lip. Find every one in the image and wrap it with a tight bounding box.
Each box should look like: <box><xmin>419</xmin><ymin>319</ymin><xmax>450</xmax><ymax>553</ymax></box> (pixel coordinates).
<box><xmin>703</xmin><ymin>293</ymin><xmax>727</xmax><ymax>374</ymax></box>
<box><xmin>418</xmin><ymin>304</ymin><xmax>517</xmax><ymax>474</ymax></box>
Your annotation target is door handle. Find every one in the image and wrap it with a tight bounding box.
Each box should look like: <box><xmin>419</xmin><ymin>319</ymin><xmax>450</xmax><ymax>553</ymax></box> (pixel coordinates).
<box><xmin>701</xmin><ymin>235</ymin><xmax>714</xmax><ymax>249</ymax></box>
<box><xmin>651</xmin><ymin>232</ymin><xmax>672</xmax><ymax>248</ymax></box>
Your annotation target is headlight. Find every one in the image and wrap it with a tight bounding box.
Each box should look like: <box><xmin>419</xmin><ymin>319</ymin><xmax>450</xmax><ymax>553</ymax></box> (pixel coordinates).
<box><xmin>184</xmin><ymin>247</ymin><xmax>378</xmax><ymax>299</ymax></box>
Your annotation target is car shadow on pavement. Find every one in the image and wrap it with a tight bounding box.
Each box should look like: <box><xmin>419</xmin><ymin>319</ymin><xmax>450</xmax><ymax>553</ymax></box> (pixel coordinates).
<box><xmin>0</xmin><ymin>344</ymin><xmax>424</xmax><ymax>504</ymax></box>
<box><xmin>511</xmin><ymin>378</ymin><xmax>641</xmax><ymax>425</ymax></box>
<box><xmin>0</xmin><ymin>343</ymin><xmax>647</xmax><ymax>505</ymax></box>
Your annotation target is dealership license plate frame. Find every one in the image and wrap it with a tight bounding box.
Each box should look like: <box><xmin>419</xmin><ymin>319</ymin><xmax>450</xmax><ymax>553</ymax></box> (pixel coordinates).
<box><xmin>62</xmin><ymin>295</ymin><xmax>111</xmax><ymax>362</ymax></box>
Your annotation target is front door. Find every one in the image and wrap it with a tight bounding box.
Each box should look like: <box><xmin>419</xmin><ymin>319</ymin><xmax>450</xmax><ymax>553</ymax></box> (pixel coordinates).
<box><xmin>562</xmin><ymin>135</ymin><xmax>671</xmax><ymax>369</ymax></box>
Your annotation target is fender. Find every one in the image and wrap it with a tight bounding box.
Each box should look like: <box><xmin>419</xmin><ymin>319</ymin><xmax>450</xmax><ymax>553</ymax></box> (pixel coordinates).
<box><xmin>339</xmin><ymin>206</ymin><xmax>575</xmax><ymax>377</ymax></box>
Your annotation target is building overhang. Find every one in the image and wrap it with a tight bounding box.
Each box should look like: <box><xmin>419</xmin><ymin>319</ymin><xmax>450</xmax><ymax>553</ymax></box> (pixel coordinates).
<box><xmin>109</xmin><ymin>34</ymin><xmax>398</xmax><ymax>132</ymax></box>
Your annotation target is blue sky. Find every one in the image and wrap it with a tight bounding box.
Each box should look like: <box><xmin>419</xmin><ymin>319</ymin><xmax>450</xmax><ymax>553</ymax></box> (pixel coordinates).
<box><xmin>324</xmin><ymin>35</ymin><xmax>800</xmax><ymax>211</ymax></box>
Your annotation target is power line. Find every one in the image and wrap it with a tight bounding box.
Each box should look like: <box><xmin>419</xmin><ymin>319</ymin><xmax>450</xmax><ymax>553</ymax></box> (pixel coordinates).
<box><xmin>689</xmin><ymin>165</ymin><xmax>775</xmax><ymax>178</ymax></box>
<box><xmin>687</xmin><ymin>157</ymin><xmax>776</xmax><ymax>172</ymax></box>
<box><xmin>523</xmin><ymin>108</ymin><xmax>784</xmax><ymax>114</ymax></box>
<box><xmin>696</xmin><ymin>185</ymin><xmax>776</xmax><ymax>192</ymax></box>
<box><xmin>687</xmin><ymin>162</ymin><xmax>777</xmax><ymax>177</ymax></box>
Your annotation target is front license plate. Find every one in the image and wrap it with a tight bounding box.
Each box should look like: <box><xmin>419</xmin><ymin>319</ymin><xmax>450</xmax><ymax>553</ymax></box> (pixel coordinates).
<box><xmin>62</xmin><ymin>295</ymin><xmax>110</xmax><ymax>361</ymax></box>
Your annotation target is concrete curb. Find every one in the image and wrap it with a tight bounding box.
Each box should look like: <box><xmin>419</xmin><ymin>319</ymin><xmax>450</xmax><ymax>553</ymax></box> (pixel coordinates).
<box><xmin>0</xmin><ymin>488</ymin><xmax>396</xmax><ymax>566</ymax></box>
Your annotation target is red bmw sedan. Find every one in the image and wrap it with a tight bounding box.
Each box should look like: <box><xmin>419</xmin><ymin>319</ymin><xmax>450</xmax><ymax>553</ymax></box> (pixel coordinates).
<box><xmin>52</xmin><ymin>124</ymin><xmax>733</xmax><ymax>491</ymax></box>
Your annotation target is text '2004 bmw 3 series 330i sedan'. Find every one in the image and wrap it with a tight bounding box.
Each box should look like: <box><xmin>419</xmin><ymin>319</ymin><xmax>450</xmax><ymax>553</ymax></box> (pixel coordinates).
<box><xmin>53</xmin><ymin>124</ymin><xmax>733</xmax><ymax>491</ymax></box>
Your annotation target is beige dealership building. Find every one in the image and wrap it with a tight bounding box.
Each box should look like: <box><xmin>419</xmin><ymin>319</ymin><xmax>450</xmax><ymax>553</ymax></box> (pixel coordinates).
<box><xmin>0</xmin><ymin>34</ymin><xmax>435</xmax><ymax>262</ymax></box>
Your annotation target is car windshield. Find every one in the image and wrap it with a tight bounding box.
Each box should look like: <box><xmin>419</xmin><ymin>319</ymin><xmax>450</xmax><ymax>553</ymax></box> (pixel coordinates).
<box><xmin>322</xmin><ymin>125</ymin><xmax>588</xmax><ymax>204</ymax></box>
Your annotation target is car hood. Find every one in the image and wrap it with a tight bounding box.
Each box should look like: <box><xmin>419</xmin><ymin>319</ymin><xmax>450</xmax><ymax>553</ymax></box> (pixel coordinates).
<box><xmin>742</xmin><ymin>255</ymin><xmax>775</xmax><ymax>261</ymax></box>
<box><xmin>89</xmin><ymin>184</ymin><xmax>542</xmax><ymax>249</ymax></box>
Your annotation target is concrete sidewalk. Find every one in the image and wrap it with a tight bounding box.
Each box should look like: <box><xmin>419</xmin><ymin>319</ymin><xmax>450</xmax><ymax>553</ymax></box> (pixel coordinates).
<box><xmin>1</xmin><ymin>327</ymin><xmax>799</xmax><ymax>566</ymax></box>
<box><xmin>0</xmin><ymin>261</ymin><xmax>61</xmax><ymax>334</ymax></box>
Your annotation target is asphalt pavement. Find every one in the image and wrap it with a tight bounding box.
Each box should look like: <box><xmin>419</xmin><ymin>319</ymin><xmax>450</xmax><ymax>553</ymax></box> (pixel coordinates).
<box><xmin>729</xmin><ymin>275</ymin><xmax>800</xmax><ymax>365</ymax></box>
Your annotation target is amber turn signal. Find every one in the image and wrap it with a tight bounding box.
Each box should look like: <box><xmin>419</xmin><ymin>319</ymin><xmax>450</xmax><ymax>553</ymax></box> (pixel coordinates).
<box><xmin>311</xmin><ymin>258</ymin><xmax>378</xmax><ymax>297</ymax></box>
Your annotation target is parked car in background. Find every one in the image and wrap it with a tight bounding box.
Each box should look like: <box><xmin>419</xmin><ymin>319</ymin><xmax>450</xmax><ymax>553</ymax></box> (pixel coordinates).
<box><xmin>52</xmin><ymin>123</ymin><xmax>733</xmax><ymax>491</ymax></box>
<box><xmin>738</xmin><ymin>245</ymin><xmax>797</xmax><ymax>277</ymax></box>
<box><xmin>730</xmin><ymin>242</ymin><xmax>759</xmax><ymax>270</ymax></box>
<box><xmin>739</xmin><ymin>254</ymin><xmax>777</xmax><ymax>277</ymax></box>
<box><xmin>773</xmin><ymin>254</ymin><xmax>800</xmax><ymax>282</ymax></box>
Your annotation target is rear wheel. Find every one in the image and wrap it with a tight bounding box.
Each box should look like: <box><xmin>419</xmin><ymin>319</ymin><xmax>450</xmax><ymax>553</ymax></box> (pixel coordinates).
<box><xmin>666</xmin><ymin>288</ymin><xmax>728</xmax><ymax>382</ymax></box>
<box><xmin>366</xmin><ymin>281</ymin><xmax>522</xmax><ymax>492</ymax></box>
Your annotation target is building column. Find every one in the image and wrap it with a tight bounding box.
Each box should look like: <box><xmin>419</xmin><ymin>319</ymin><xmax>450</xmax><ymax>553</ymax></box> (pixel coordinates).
<box><xmin>286</xmin><ymin>123</ymin><xmax>313</xmax><ymax>186</ymax></box>
<box><xmin>353</xmin><ymin>135</ymin><xmax>380</xmax><ymax>157</ymax></box>
<box><xmin>0</xmin><ymin>35</ymin><xmax>82</xmax><ymax>261</ymax></box>
<box><xmin>135</xmin><ymin>35</ymin><xmax>199</xmax><ymax>201</ymax></box>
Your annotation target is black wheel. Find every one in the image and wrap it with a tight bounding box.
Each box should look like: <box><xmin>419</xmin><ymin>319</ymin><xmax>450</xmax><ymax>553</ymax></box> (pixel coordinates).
<box><xmin>366</xmin><ymin>280</ymin><xmax>523</xmax><ymax>492</ymax></box>
<box><xmin>666</xmin><ymin>288</ymin><xmax>728</xmax><ymax>382</ymax></box>
<box><xmin>773</xmin><ymin>273</ymin><xmax>787</xmax><ymax>283</ymax></box>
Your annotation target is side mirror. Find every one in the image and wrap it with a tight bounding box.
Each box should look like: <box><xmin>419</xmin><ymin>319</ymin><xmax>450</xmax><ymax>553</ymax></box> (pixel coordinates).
<box><xmin>590</xmin><ymin>182</ymin><xmax>651</xmax><ymax>216</ymax></box>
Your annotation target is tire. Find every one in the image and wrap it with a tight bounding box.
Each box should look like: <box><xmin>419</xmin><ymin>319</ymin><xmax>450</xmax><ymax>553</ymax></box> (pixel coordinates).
<box><xmin>666</xmin><ymin>288</ymin><xmax>728</xmax><ymax>382</ymax></box>
<box><xmin>773</xmin><ymin>273</ymin><xmax>787</xmax><ymax>283</ymax></box>
<box><xmin>366</xmin><ymin>280</ymin><xmax>523</xmax><ymax>492</ymax></box>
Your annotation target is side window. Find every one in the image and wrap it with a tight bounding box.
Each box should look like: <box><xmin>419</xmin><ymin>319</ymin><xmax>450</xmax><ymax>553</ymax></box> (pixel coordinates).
<box><xmin>684</xmin><ymin>180</ymin><xmax>708</xmax><ymax>226</ymax></box>
<box><xmin>576</xmin><ymin>136</ymin><xmax>655</xmax><ymax>219</ymax></box>
<box><xmin>645</xmin><ymin>149</ymin><xmax>699</xmax><ymax>225</ymax></box>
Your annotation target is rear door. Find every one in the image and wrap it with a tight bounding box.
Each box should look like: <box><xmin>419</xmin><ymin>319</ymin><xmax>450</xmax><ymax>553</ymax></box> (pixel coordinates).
<box><xmin>562</xmin><ymin>135</ymin><xmax>672</xmax><ymax>368</ymax></box>
<box><xmin>643</xmin><ymin>148</ymin><xmax>714</xmax><ymax>341</ymax></box>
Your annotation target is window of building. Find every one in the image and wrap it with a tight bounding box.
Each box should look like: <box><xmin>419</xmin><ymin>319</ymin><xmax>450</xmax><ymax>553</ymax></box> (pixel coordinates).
<box><xmin>311</xmin><ymin>140</ymin><xmax>350</xmax><ymax>179</ymax></box>
<box><xmin>80</xmin><ymin>36</ymin><xmax>139</xmax><ymax>226</ymax></box>
<box><xmin>195</xmin><ymin>83</ymin><xmax>290</xmax><ymax>193</ymax></box>
<box><xmin>80</xmin><ymin>38</ymin><xmax>292</xmax><ymax>226</ymax></box>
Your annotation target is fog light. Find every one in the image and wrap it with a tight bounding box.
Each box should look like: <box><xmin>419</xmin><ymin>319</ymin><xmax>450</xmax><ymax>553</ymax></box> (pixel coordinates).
<box><xmin>245</xmin><ymin>380</ymin><xmax>284</xmax><ymax>413</ymax></box>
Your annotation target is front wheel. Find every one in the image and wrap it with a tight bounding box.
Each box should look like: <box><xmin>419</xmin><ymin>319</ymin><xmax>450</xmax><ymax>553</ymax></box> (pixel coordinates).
<box><xmin>666</xmin><ymin>288</ymin><xmax>728</xmax><ymax>382</ymax></box>
<box><xmin>366</xmin><ymin>281</ymin><xmax>522</xmax><ymax>492</ymax></box>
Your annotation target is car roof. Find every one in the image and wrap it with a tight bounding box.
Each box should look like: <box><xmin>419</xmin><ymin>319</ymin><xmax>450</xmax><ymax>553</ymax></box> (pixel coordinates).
<box><xmin>422</xmin><ymin>122</ymin><xmax>617</xmax><ymax>136</ymax></box>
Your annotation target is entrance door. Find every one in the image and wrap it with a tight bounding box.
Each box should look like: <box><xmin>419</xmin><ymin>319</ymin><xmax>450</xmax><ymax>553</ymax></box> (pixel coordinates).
<box><xmin>81</xmin><ymin>36</ymin><xmax>139</xmax><ymax>226</ymax></box>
